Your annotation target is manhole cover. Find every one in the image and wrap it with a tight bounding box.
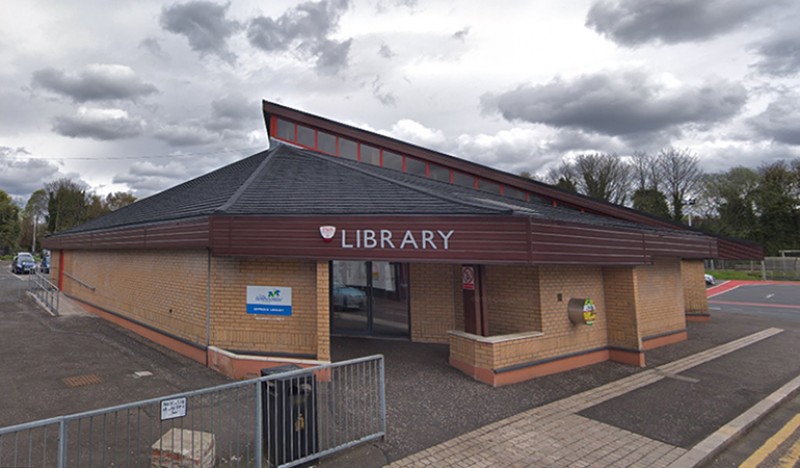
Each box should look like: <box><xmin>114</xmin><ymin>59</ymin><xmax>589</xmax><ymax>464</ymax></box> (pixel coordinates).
<box><xmin>62</xmin><ymin>374</ymin><xmax>103</xmax><ymax>388</ymax></box>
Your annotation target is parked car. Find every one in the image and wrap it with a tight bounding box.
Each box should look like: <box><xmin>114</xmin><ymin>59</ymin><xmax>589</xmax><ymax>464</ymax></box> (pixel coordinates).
<box><xmin>11</xmin><ymin>252</ymin><xmax>37</xmax><ymax>274</ymax></box>
<box><xmin>333</xmin><ymin>282</ymin><xmax>367</xmax><ymax>310</ymax></box>
<box><xmin>704</xmin><ymin>274</ymin><xmax>715</xmax><ymax>286</ymax></box>
<box><xmin>40</xmin><ymin>255</ymin><xmax>51</xmax><ymax>274</ymax></box>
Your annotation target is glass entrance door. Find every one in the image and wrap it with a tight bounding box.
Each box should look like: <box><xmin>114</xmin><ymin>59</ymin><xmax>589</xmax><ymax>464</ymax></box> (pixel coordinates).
<box><xmin>331</xmin><ymin>260</ymin><xmax>409</xmax><ymax>337</ymax></box>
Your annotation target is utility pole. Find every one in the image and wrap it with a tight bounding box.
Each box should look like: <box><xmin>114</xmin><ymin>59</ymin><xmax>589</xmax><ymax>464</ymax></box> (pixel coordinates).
<box><xmin>32</xmin><ymin>214</ymin><xmax>37</xmax><ymax>253</ymax></box>
<box><xmin>685</xmin><ymin>199</ymin><xmax>696</xmax><ymax>227</ymax></box>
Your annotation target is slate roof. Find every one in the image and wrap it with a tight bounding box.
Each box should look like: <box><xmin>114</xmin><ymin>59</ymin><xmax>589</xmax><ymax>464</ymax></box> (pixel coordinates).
<box><xmin>54</xmin><ymin>143</ymin><xmax>700</xmax><ymax>237</ymax></box>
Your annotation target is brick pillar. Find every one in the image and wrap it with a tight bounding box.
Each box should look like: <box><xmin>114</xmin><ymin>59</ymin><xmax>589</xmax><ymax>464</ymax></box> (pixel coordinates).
<box><xmin>602</xmin><ymin>266</ymin><xmax>645</xmax><ymax>366</ymax></box>
<box><xmin>315</xmin><ymin>261</ymin><xmax>330</xmax><ymax>361</ymax></box>
<box><xmin>681</xmin><ymin>260</ymin><xmax>709</xmax><ymax>321</ymax></box>
<box><xmin>410</xmin><ymin>263</ymin><xmax>457</xmax><ymax>343</ymax></box>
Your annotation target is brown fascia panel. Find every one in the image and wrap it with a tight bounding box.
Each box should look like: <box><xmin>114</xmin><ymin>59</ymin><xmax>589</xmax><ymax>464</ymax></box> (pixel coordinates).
<box><xmin>208</xmin><ymin>214</ymin><xmax>713</xmax><ymax>265</ymax></box>
<box><xmin>717</xmin><ymin>237</ymin><xmax>765</xmax><ymax>260</ymax></box>
<box><xmin>41</xmin><ymin>217</ymin><xmax>212</xmax><ymax>251</ymax></box>
<box><xmin>42</xmin><ymin>212</ymin><xmax>716</xmax><ymax>264</ymax></box>
<box><xmin>262</xmin><ymin>100</ymin><xmax>686</xmax><ymax>231</ymax></box>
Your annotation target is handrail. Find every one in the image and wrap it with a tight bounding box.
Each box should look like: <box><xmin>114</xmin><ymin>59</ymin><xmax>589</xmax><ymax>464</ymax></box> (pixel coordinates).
<box><xmin>63</xmin><ymin>271</ymin><xmax>96</xmax><ymax>291</ymax></box>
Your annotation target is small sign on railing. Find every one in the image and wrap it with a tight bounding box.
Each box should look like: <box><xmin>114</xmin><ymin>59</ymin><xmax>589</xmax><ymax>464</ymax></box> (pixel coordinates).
<box><xmin>160</xmin><ymin>397</ymin><xmax>187</xmax><ymax>421</ymax></box>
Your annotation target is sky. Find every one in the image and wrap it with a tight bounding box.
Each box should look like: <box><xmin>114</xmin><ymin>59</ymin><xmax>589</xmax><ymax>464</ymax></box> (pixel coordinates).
<box><xmin>2</xmin><ymin>0</ymin><xmax>799</xmax><ymax>204</ymax></box>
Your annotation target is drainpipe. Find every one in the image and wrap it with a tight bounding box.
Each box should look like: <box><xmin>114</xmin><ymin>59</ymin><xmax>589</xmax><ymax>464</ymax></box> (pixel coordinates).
<box><xmin>205</xmin><ymin>249</ymin><xmax>211</xmax><ymax>365</ymax></box>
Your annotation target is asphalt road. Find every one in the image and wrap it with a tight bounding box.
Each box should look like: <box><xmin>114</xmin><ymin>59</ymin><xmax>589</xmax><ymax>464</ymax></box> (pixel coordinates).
<box><xmin>704</xmin><ymin>393</ymin><xmax>800</xmax><ymax>467</ymax></box>
<box><xmin>709</xmin><ymin>283</ymin><xmax>800</xmax><ymax>325</ymax></box>
<box><xmin>0</xmin><ymin>262</ymin><xmax>229</xmax><ymax>427</ymax></box>
<box><xmin>702</xmin><ymin>282</ymin><xmax>800</xmax><ymax>467</ymax></box>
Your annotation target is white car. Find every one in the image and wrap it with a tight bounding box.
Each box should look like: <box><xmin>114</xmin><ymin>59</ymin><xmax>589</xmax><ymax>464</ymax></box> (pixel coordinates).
<box><xmin>704</xmin><ymin>274</ymin><xmax>715</xmax><ymax>286</ymax></box>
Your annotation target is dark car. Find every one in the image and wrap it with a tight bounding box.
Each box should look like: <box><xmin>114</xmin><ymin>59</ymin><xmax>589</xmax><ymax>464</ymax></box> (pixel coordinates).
<box><xmin>11</xmin><ymin>252</ymin><xmax>37</xmax><ymax>274</ymax></box>
<box><xmin>40</xmin><ymin>255</ymin><xmax>51</xmax><ymax>274</ymax></box>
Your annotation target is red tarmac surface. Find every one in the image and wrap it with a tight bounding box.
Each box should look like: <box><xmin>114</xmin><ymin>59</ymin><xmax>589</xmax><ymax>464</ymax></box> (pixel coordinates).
<box><xmin>706</xmin><ymin>280</ymin><xmax>799</xmax><ymax>298</ymax></box>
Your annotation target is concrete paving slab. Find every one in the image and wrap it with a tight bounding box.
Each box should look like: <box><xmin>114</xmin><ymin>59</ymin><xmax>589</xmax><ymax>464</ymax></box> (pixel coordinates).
<box><xmin>580</xmin><ymin>327</ymin><xmax>799</xmax><ymax>447</ymax></box>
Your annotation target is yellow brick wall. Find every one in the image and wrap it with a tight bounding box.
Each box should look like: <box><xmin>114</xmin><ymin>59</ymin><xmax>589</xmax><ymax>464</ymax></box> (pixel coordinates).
<box><xmin>451</xmin><ymin>265</ymin><xmax>610</xmax><ymax>370</ymax></box>
<box><xmin>315</xmin><ymin>261</ymin><xmax>331</xmax><ymax>360</ymax></box>
<box><xmin>535</xmin><ymin>265</ymin><xmax>608</xmax><ymax>359</ymax></box>
<box><xmin>61</xmin><ymin>249</ymin><xmax>209</xmax><ymax>345</ymax></box>
<box><xmin>635</xmin><ymin>257</ymin><xmax>686</xmax><ymax>337</ymax></box>
<box><xmin>602</xmin><ymin>266</ymin><xmax>641</xmax><ymax>350</ymax></box>
<box><xmin>681</xmin><ymin>259</ymin><xmax>709</xmax><ymax>313</ymax></box>
<box><xmin>409</xmin><ymin>263</ymin><xmax>458</xmax><ymax>343</ymax></box>
<box><xmin>485</xmin><ymin>265</ymin><xmax>541</xmax><ymax>335</ymax></box>
<box><xmin>59</xmin><ymin>250</ymin><xmax>328</xmax><ymax>359</ymax></box>
<box><xmin>210</xmin><ymin>257</ymin><xmax>323</xmax><ymax>357</ymax></box>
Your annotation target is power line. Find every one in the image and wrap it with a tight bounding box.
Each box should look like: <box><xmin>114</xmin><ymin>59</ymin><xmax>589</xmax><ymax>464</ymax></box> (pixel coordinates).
<box><xmin>0</xmin><ymin>145</ymin><xmax>267</xmax><ymax>161</ymax></box>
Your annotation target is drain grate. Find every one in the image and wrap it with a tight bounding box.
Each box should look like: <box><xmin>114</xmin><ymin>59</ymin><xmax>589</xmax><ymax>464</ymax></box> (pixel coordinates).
<box><xmin>62</xmin><ymin>374</ymin><xmax>103</xmax><ymax>388</ymax></box>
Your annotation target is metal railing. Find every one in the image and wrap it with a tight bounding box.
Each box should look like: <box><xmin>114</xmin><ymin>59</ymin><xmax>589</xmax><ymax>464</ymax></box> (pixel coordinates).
<box><xmin>706</xmin><ymin>258</ymin><xmax>800</xmax><ymax>281</ymax></box>
<box><xmin>28</xmin><ymin>271</ymin><xmax>60</xmax><ymax>316</ymax></box>
<box><xmin>0</xmin><ymin>355</ymin><xmax>385</xmax><ymax>468</ymax></box>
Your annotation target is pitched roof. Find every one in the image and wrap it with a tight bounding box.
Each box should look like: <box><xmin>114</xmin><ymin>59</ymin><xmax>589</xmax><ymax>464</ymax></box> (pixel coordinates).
<box><xmin>55</xmin><ymin>143</ymin><xmax>692</xmax><ymax>237</ymax></box>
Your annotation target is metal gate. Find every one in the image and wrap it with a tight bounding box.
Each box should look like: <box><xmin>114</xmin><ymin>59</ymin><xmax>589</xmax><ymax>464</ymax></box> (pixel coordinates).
<box><xmin>0</xmin><ymin>355</ymin><xmax>385</xmax><ymax>467</ymax></box>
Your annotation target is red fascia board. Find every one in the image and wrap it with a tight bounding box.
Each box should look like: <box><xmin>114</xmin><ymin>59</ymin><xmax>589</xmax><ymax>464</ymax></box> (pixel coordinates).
<box><xmin>262</xmin><ymin>100</ymin><xmax>685</xmax><ymax>230</ymax></box>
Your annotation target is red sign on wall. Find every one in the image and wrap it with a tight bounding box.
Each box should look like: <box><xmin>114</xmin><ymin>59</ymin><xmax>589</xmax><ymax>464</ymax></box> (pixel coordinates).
<box><xmin>462</xmin><ymin>266</ymin><xmax>475</xmax><ymax>290</ymax></box>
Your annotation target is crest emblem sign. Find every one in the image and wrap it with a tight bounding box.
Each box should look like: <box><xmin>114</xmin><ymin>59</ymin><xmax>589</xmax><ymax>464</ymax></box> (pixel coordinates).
<box><xmin>319</xmin><ymin>225</ymin><xmax>336</xmax><ymax>242</ymax></box>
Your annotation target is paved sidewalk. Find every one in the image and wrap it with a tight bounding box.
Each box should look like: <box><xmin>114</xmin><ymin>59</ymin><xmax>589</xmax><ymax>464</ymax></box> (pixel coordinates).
<box><xmin>389</xmin><ymin>328</ymin><xmax>783</xmax><ymax>467</ymax></box>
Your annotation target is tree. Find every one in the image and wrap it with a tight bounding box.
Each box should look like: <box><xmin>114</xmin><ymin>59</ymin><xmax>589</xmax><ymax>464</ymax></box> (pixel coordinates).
<box><xmin>46</xmin><ymin>179</ymin><xmax>87</xmax><ymax>233</ymax></box>
<box><xmin>754</xmin><ymin>161</ymin><xmax>800</xmax><ymax>255</ymax></box>
<box><xmin>84</xmin><ymin>193</ymin><xmax>108</xmax><ymax>221</ymax></box>
<box><xmin>701</xmin><ymin>167</ymin><xmax>760</xmax><ymax>240</ymax></box>
<box><xmin>104</xmin><ymin>191</ymin><xmax>137</xmax><ymax>211</ymax></box>
<box><xmin>20</xmin><ymin>189</ymin><xmax>48</xmax><ymax>252</ymax></box>
<box><xmin>546</xmin><ymin>162</ymin><xmax>578</xmax><ymax>193</ymax></box>
<box><xmin>0</xmin><ymin>190</ymin><xmax>21</xmax><ymax>255</ymax></box>
<box><xmin>632</xmin><ymin>188</ymin><xmax>670</xmax><ymax>218</ymax></box>
<box><xmin>657</xmin><ymin>147</ymin><xmax>703</xmax><ymax>222</ymax></box>
<box><xmin>573</xmin><ymin>153</ymin><xmax>631</xmax><ymax>204</ymax></box>
<box><xmin>630</xmin><ymin>151</ymin><xmax>661</xmax><ymax>192</ymax></box>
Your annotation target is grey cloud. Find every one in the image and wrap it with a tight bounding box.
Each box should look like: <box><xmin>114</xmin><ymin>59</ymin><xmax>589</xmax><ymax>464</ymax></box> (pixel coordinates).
<box><xmin>452</xmin><ymin>27</ymin><xmax>470</xmax><ymax>41</ymax></box>
<box><xmin>586</xmin><ymin>0</ymin><xmax>772</xmax><ymax>46</ymax></box>
<box><xmin>112</xmin><ymin>159</ymin><xmax>192</xmax><ymax>196</ymax></box>
<box><xmin>154</xmin><ymin>122</ymin><xmax>218</xmax><ymax>146</ymax></box>
<box><xmin>750</xmin><ymin>29</ymin><xmax>800</xmax><ymax>76</ymax></box>
<box><xmin>52</xmin><ymin>108</ymin><xmax>145</xmax><ymax>141</ymax></box>
<box><xmin>206</xmin><ymin>93</ymin><xmax>256</xmax><ymax>131</ymax></box>
<box><xmin>139</xmin><ymin>37</ymin><xmax>168</xmax><ymax>59</ymax></box>
<box><xmin>314</xmin><ymin>38</ymin><xmax>352</xmax><ymax>75</ymax></box>
<box><xmin>31</xmin><ymin>65</ymin><xmax>158</xmax><ymax>102</ymax></box>
<box><xmin>0</xmin><ymin>147</ymin><xmax>63</xmax><ymax>198</ymax></box>
<box><xmin>371</xmin><ymin>76</ymin><xmax>396</xmax><ymax>106</ymax></box>
<box><xmin>378</xmin><ymin>43</ymin><xmax>395</xmax><ymax>59</ymax></box>
<box><xmin>377</xmin><ymin>0</ymin><xmax>416</xmax><ymax>10</ymax></box>
<box><xmin>545</xmin><ymin>130</ymin><xmax>629</xmax><ymax>155</ymax></box>
<box><xmin>749</xmin><ymin>95</ymin><xmax>800</xmax><ymax>145</ymax></box>
<box><xmin>247</xmin><ymin>0</ymin><xmax>352</xmax><ymax>74</ymax></box>
<box><xmin>160</xmin><ymin>1</ymin><xmax>240</xmax><ymax>63</ymax></box>
<box><xmin>481</xmin><ymin>71</ymin><xmax>747</xmax><ymax>137</ymax></box>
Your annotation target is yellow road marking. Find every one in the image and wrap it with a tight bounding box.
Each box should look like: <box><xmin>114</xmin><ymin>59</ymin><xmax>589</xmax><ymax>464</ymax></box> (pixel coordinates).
<box><xmin>777</xmin><ymin>430</ymin><xmax>800</xmax><ymax>467</ymax></box>
<box><xmin>740</xmin><ymin>414</ymin><xmax>800</xmax><ymax>467</ymax></box>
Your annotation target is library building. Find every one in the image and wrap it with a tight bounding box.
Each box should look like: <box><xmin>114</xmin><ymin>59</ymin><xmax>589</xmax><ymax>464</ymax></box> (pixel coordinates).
<box><xmin>43</xmin><ymin>100</ymin><xmax>762</xmax><ymax>386</ymax></box>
